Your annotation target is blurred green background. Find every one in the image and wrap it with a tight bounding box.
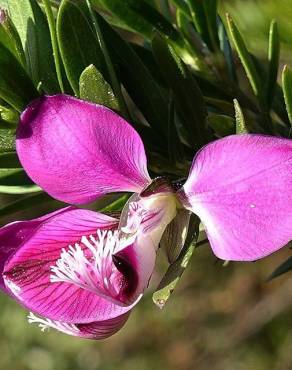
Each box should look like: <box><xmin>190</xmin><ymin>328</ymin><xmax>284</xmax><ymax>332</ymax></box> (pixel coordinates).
<box><xmin>221</xmin><ymin>0</ymin><xmax>292</xmax><ymax>63</ymax></box>
<box><xmin>2</xmin><ymin>0</ymin><xmax>292</xmax><ymax>369</ymax></box>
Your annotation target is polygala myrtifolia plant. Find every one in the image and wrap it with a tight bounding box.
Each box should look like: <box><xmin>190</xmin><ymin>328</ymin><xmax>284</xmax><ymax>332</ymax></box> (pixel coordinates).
<box><xmin>0</xmin><ymin>0</ymin><xmax>291</xmax><ymax>339</ymax></box>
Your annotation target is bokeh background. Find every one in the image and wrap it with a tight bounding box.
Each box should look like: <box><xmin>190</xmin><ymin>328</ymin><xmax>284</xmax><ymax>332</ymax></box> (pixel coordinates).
<box><xmin>2</xmin><ymin>0</ymin><xmax>292</xmax><ymax>369</ymax></box>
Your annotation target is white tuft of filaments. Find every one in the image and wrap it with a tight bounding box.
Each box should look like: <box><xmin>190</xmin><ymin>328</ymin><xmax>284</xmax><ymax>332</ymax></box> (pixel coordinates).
<box><xmin>27</xmin><ymin>312</ymin><xmax>80</xmax><ymax>336</ymax></box>
<box><xmin>50</xmin><ymin>229</ymin><xmax>120</xmax><ymax>298</ymax></box>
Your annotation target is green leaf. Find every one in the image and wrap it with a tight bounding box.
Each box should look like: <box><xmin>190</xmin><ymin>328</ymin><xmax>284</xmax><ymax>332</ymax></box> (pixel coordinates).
<box><xmin>96</xmin><ymin>14</ymin><xmax>169</xmax><ymax>137</ymax></box>
<box><xmin>97</xmin><ymin>0</ymin><xmax>153</xmax><ymax>38</ymax></box>
<box><xmin>266</xmin><ymin>20</ymin><xmax>280</xmax><ymax>108</ymax></box>
<box><xmin>0</xmin><ymin>151</ymin><xmax>20</xmax><ymax>168</ymax></box>
<box><xmin>234</xmin><ymin>99</ymin><xmax>248</xmax><ymax>134</ymax></box>
<box><xmin>0</xmin><ymin>104</ymin><xmax>19</xmax><ymax>124</ymax></box>
<box><xmin>98</xmin><ymin>0</ymin><xmax>180</xmax><ymax>42</ymax></box>
<box><xmin>0</xmin><ymin>167</ymin><xmax>40</xmax><ymax>194</ymax></box>
<box><xmin>167</xmin><ymin>100</ymin><xmax>184</xmax><ymax>164</ymax></box>
<box><xmin>147</xmin><ymin>150</ymin><xmax>188</xmax><ymax>177</ymax></box>
<box><xmin>42</xmin><ymin>0</ymin><xmax>65</xmax><ymax>93</ymax></box>
<box><xmin>176</xmin><ymin>8</ymin><xmax>191</xmax><ymax>36</ymax></box>
<box><xmin>153</xmin><ymin>215</ymin><xmax>200</xmax><ymax>308</ymax></box>
<box><xmin>91</xmin><ymin>0</ymin><xmax>139</xmax><ymax>32</ymax></box>
<box><xmin>130</xmin><ymin>44</ymin><xmax>167</xmax><ymax>88</ymax></box>
<box><xmin>205</xmin><ymin>97</ymin><xmax>235</xmax><ymax>115</ymax></box>
<box><xmin>0</xmin><ymin>43</ymin><xmax>38</xmax><ymax>111</ymax></box>
<box><xmin>196</xmin><ymin>73</ymin><xmax>231</xmax><ymax>101</ymax></box>
<box><xmin>226</xmin><ymin>14</ymin><xmax>264</xmax><ymax>106</ymax></box>
<box><xmin>0</xmin><ymin>9</ymin><xmax>26</xmax><ymax>67</ymax></box>
<box><xmin>156</xmin><ymin>0</ymin><xmax>172</xmax><ymax>21</ymax></box>
<box><xmin>170</xmin><ymin>0</ymin><xmax>192</xmax><ymax>21</ymax></box>
<box><xmin>208</xmin><ymin>113</ymin><xmax>235</xmax><ymax>136</ymax></box>
<box><xmin>97</xmin><ymin>0</ymin><xmax>200</xmax><ymax>69</ymax></box>
<box><xmin>202</xmin><ymin>0</ymin><xmax>219</xmax><ymax>48</ymax></box>
<box><xmin>0</xmin><ymin>0</ymin><xmax>59</xmax><ymax>93</ymax></box>
<box><xmin>0</xmin><ymin>192</ymin><xmax>54</xmax><ymax>219</ymax></box>
<box><xmin>0</xmin><ymin>168</ymin><xmax>32</xmax><ymax>183</ymax></box>
<box><xmin>152</xmin><ymin>33</ymin><xmax>207</xmax><ymax>148</ymax></box>
<box><xmin>0</xmin><ymin>184</ymin><xmax>40</xmax><ymax>194</ymax></box>
<box><xmin>187</xmin><ymin>0</ymin><xmax>219</xmax><ymax>51</ymax></box>
<box><xmin>100</xmin><ymin>194</ymin><xmax>130</xmax><ymax>212</ymax></box>
<box><xmin>176</xmin><ymin>8</ymin><xmax>208</xmax><ymax>74</ymax></box>
<box><xmin>272</xmin><ymin>84</ymin><xmax>291</xmax><ymax>127</ymax></box>
<box><xmin>85</xmin><ymin>1</ymin><xmax>129</xmax><ymax>119</ymax></box>
<box><xmin>282</xmin><ymin>65</ymin><xmax>292</xmax><ymax>127</ymax></box>
<box><xmin>268</xmin><ymin>256</ymin><xmax>292</xmax><ymax>281</ymax></box>
<box><xmin>218</xmin><ymin>16</ymin><xmax>236</xmax><ymax>82</ymax></box>
<box><xmin>79</xmin><ymin>64</ymin><xmax>119</xmax><ymax>110</ymax></box>
<box><xmin>57</xmin><ymin>0</ymin><xmax>105</xmax><ymax>95</ymax></box>
<box><xmin>0</xmin><ymin>129</ymin><xmax>15</xmax><ymax>152</ymax></box>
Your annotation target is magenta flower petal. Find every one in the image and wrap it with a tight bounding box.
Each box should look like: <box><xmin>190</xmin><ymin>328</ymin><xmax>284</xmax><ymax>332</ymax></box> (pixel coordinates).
<box><xmin>75</xmin><ymin>312</ymin><xmax>130</xmax><ymax>339</ymax></box>
<box><xmin>116</xmin><ymin>234</ymin><xmax>156</xmax><ymax>304</ymax></box>
<box><xmin>16</xmin><ymin>95</ymin><xmax>151</xmax><ymax>204</ymax></box>
<box><xmin>181</xmin><ymin>134</ymin><xmax>292</xmax><ymax>261</ymax></box>
<box><xmin>27</xmin><ymin>311</ymin><xmax>130</xmax><ymax>340</ymax></box>
<box><xmin>0</xmin><ymin>208</ymin><xmax>70</xmax><ymax>292</ymax></box>
<box><xmin>2</xmin><ymin>208</ymin><xmax>140</xmax><ymax>323</ymax></box>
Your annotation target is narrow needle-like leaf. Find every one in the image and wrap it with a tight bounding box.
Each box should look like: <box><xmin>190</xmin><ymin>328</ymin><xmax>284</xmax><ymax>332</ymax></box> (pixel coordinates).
<box><xmin>226</xmin><ymin>14</ymin><xmax>263</xmax><ymax>106</ymax></box>
<box><xmin>85</xmin><ymin>0</ymin><xmax>129</xmax><ymax>120</ymax></box>
<box><xmin>282</xmin><ymin>65</ymin><xmax>292</xmax><ymax>128</ymax></box>
<box><xmin>152</xmin><ymin>33</ymin><xmax>207</xmax><ymax>148</ymax></box>
<box><xmin>266</xmin><ymin>20</ymin><xmax>280</xmax><ymax>108</ymax></box>
<box><xmin>42</xmin><ymin>0</ymin><xmax>64</xmax><ymax>93</ymax></box>
<box><xmin>234</xmin><ymin>98</ymin><xmax>248</xmax><ymax>134</ymax></box>
<box><xmin>268</xmin><ymin>255</ymin><xmax>292</xmax><ymax>281</ymax></box>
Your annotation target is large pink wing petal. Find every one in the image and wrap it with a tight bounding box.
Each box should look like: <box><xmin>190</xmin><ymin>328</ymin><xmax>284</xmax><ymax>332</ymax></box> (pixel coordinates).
<box><xmin>181</xmin><ymin>135</ymin><xmax>292</xmax><ymax>261</ymax></box>
<box><xmin>17</xmin><ymin>95</ymin><xmax>151</xmax><ymax>204</ymax></box>
<box><xmin>3</xmin><ymin>208</ymin><xmax>133</xmax><ymax>323</ymax></box>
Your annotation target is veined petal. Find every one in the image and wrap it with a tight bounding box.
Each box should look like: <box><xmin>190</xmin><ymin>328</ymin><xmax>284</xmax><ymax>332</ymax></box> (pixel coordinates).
<box><xmin>0</xmin><ymin>208</ymin><xmax>70</xmax><ymax>292</ymax></box>
<box><xmin>27</xmin><ymin>311</ymin><xmax>130</xmax><ymax>340</ymax></box>
<box><xmin>118</xmin><ymin>190</ymin><xmax>178</xmax><ymax>250</ymax></box>
<box><xmin>181</xmin><ymin>134</ymin><xmax>292</xmax><ymax>261</ymax></box>
<box><xmin>17</xmin><ymin>95</ymin><xmax>151</xmax><ymax>204</ymax></box>
<box><xmin>3</xmin><ymin>208</ymin><xmax>140</xmax><ymax>323</ymax></box>
<box><xmin>114</xmin><ymin>185</ymin><xmax>178</xmax><ymax>295</ymax></box>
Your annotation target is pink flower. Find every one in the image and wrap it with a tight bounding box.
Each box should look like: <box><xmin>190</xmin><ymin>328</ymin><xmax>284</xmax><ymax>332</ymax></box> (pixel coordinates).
<box><xmin>1</xmin><ymin>207</ymin><xmax>156</xmax><ymax>339</ymax></box>
<box><xmin>1</xmin><ymin>94</ymin><xmax>292</xmax><ymax>339</ymax></box>
<box><xmin>1</xmin><ymin>95</ymin><xmax>178</xmax><ymax>339</ymax></box>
